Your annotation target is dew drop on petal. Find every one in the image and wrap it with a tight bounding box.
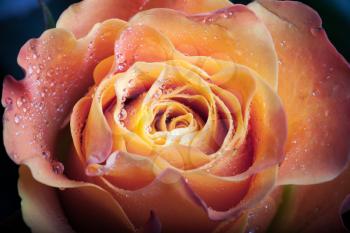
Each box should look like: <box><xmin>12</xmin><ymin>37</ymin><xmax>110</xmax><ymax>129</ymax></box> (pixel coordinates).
<box><xmin>5</xmin><ymin>97</ymin><xmax>13</xmax><ymax>107</ymax></box>
<box><xmin>280</xmin><ymin>40</ymin><xmax>287</xmax><ymax>48</ymax></box>
<box><xmin>52</xmin><ymin>161</ymin><xmax>64</xmax><ymax>174</ymax></box>
<box><xmin>118</xmin><ymin>108</ymin><xmax>127</xmax><ymax>121</ymax></box>
<box><xmin>14</xmin><ymin>114</ymin><xmax>21</xmax><ymax>124</ymax></box>
<box><xmin>128</xmin><ymin>78</ymin><xmax>135</xmax><ymax>87</ymax></box>
<box><xmin>12</xmin><ymin>153</ymin><xmax>19</xmax><ymax>160</ymax></box>
<box><xmin>42</xmin><ymin>151</ymin><xmax>51</xmax><ymax>160</ymax></box>
<box><xmin>16</xmin><ymin>98</ymin><xmax>23</xmax><ymax>107</ymax></box>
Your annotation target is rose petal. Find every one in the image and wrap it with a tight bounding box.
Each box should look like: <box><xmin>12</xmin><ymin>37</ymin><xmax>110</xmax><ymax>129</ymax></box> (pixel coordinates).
<box><xmin>203</xmin><ymin>62</ymin><xmax>286</xmax><ymax>179</ymax></box>
<box><xmin>249</xmin><ymin>0</ymin><xmax>350</xmax><ymax>184</ymax></box>
<box><xmin>70</xmin><ymin>96</ymin><xmax>92</xmax><ymax>162</ymax></box>
<box><xmin>136</xmin><ymin>211</ymin><xmax>161</xmax><ymax>233</ymax></box>
<box><xmin>266</xmin><ymin>166</ymin><xmax>350</xmax><ymax>233</ymax></box>
<box><xmin>57</xmin><ymin>0</ymin><xmax>232</xmax><ymax>38</ymax></box>
<box><xmin>129</xmin><ymin>5</ymin><xmax>278</xmax><ymax>89</ymax></box>
<box><xmin>21</xmin><ymin>156</ymin><xmax>135</xmax><ymax>233</ymax></box>
<box><xmin>113</xmin><ymin>25</ymin><xmax>176</xmax><ymax>73</ymax></box>
<box><xmin>205</xmin><ymin>166</ymin><xmax>278</xmax><ymax>221</ymax></box>
<box><xmin>244</xmin><ymin>187</ymin><xmax>283</xmax><ymax>233</ymax></box>
<box><xmin>83</xmin><ymin>74</ymin><xmax>115</xmax><ymax>164</ymax></box>
<box><xmin>18</xmin><ymin>165</ymin><xmax>75</xmax><ymax>233</ymax></box>
<box><xmin>212</xmin><ymin>214</ymin><xmax>247</xmax><ymax>233</ymax></box>
<box><xmin>184</xmin><ymin>171</ymin><xmax>251</xmax><ymax>211</ymax></box>
<box><xmin>2</xmin><ymin>19</ymin><xmax>125</xmax><ymax>165</ymax></box>
<box><xmin>86</xmin><ymin>151</ymin><xmax>156</xmax><ymax>190</ymax></box>
<box><xmin>56</xmin><ymin>0</ymin><xmax>143</xmax><ymax>38</ymax></box>
<box><xmin>141</xmin><ymin>0</ymin><xmax>233</xmax><ymax>15</ymax></box>
<box><xmin>93</xmin><ymin>55</ymin><xmax>114</xmax><ymax>84</ymax></box>
<box><xmin>101</xmin><ymin>169</ymin><xmax>220</xmax><ymax>233</ymax></box>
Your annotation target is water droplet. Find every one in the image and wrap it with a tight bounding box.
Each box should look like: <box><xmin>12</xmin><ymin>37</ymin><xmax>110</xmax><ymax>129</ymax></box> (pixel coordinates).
<box><xmin>16</xmin><ymin>97</ymin><xmax>25</xmax><ymax>107</ymax></box>
<box><xmin>12</xmin><ymin>153</ymin><xmax>19</xmax><ymax>160</ymax></box>
<box><xmin>56</xmin><ymin>105</ymin><xmax>64</xmax><ymax>113</ymax></box>
<box><xmin>121</xmin><ymin>95</ymin><xmax>127</xmax><ymax>103</ymax></box>
<box><xmin>42</xmin><ymin>151</ymin><xmax>51</xmax><ymax>160</ymax></box>
<box><xmin>28</xmin><ymin>66</ymin><xmax>33</xmax><ymax>74</ymax></box>
<box><xmin>52</xmin><ymin>161</ymin><xmax>64</xmax><ymax>174</ymax></box>
<box><xmin>324</xmin><ymin>110</ymin><xmax>329</xmax><ymax>117</ymax></box>
<box><xmin>154</xmin><ymin>89</ymin><xmax>162</xmax><ymax>99</ymax></box>
<box><xmin>47</xmin><ymin>69</ymin><xmax>54</xmax><ymax>77</ymax></box>
<box><xmin>118</xmin><ymin>108</ymin><xmax>127</xmax><ymax>121</ymax></box>
<box><xmin>14</xmin><ymin>114</ymin><xmax>21</xmax><ymax>124</ymax></box>
<box><xmin>128</xmin><ymin>78</ymin><xmax>135</xmax><ymax>87</ymax></box>
<box><xmin>280</xmin><ymin>40</ymin><xmax>287</xmax><ymax>48</ymax></box>
<box><xmin>5</xmin><ymin>97</ymin><xmax>13</xmax><ymax>106</ymax></box>
<box><xmin>146</xmin><ymin>125</ymin><xmax>152</xmax><ymax>133</ymax></box>
<box><xmin>117</xmin><ymin>62</ymin><xmax>127</xmax><ymax>72</ymax></box>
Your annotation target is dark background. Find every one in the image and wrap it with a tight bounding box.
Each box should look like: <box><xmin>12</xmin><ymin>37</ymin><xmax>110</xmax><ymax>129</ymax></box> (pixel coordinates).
<box><xmin>0</xmin><ymin>0</ymin><xmax>349</xmax><ymax>232</ymax></box>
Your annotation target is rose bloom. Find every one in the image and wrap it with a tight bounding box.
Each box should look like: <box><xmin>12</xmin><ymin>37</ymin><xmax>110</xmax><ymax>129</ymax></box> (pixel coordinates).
<box><xmin>2</xmin><ymin>0</ymin><xmax>350</xmax><ymax>232</ymax></box>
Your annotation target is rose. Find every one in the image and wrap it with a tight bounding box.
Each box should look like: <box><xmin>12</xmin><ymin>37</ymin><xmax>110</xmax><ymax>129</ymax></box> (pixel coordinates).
<box><xmin>2</xmin><ymin>0</ymin><xmax>350</xmax><ymax>232</ymax></box>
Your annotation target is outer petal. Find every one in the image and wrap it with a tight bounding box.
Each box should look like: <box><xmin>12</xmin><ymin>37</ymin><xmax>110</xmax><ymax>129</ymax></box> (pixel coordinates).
<box><xmin>141</xmin><ymin>0</ymin><xmax>232</xmax><ymax>15</ymax></box>
<box><xmin>102</xmin><ymin>169</ymin><xmax>219</xmax><ymax>233</ymax></box>
<box><xmin>267</xmin><ymin>166</ymin><xmax>350</xmax><ymax>233</ymax></box>
<box><xmin>56</xmin><ymin>0</ymin><xmax>232</xmax><ymax>39</ymax></box>
<box><xmin>2</xmin><ymin>18</ymin><xmax>132</xmax><ymax>233</ymax></box>
<box><xmin>136</xmin><ymin>211</ymin><xmax>161</xmax><ymax>233</ymax></box>
<box><xmin>244</xmin><ymin>188</ymin><xmax>283</xmax><ymax>233</ymax></box>
<box><xmin>249</xmin><ymin>0</ymin><xmax>350</xmax><ymax>184</ymax></box>
<box><xmin>2</xmin><ymin>19</ymin><xmax>125</xmax><ymax>165</ymax></box>
<box><xmin>129</xmin><ymin>5</ymin><xmax>278</xmax><ymax>89</ymax></box>
<box><xmin>21</xmin><ymin>156</ymin><xmax>135</xmax><ymax>233</ymax></box>
<box><xmin>18</xmin><ymin>166</ymin><xmax>75</xmax><ymax>233</ymax></box>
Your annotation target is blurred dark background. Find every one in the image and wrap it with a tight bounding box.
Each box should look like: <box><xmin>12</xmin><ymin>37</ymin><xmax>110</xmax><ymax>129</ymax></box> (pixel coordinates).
<box><xmin>0</xmin><ymin>0</ymin><xmax>349</xmax><ymax>232</ymax></box>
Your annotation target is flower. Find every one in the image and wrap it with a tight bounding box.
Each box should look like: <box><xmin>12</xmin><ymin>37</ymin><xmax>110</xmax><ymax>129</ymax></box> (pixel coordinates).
<box><xmin>2</xmin><ymin>0</ymin><xmax>350</xmax><ymax>232</ymax></box>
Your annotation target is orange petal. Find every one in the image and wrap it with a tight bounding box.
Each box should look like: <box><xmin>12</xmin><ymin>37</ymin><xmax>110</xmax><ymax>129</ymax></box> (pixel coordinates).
<box><xmin>212</xmin><ymin>214</ymin><xmax>247</xmax><ymax>233</ymax></box>
<box><xmin>83</xmin><ymin>76</ymin><xmax>115</xmax><ymax>164</ymax></box>
<box><xmin>184</xmin><ymin>171</ymin><xmax>251</xmax><ymax>212</ymax></box>
<box><xmin>244</xmin><ymin>187</ymin><xmax>283</xmax><ymax>233</ymax></box>
<box><xmin>102</xmin><ymin>169</ymin><xmax>220</xmax><ymax>233</ymax></box>
<box><xmin>249</xmin><ymin>0</ymin><xmax>350</xmax><ymax>184</ymax></box>
<box><xmin>21</xmin><ymin>156</ymin><xmax>135</xmax><ymax>233</ymax></box>
<box><xmin>2</xmin><ymin>19</ymin><xmax>124</xmax><ymax>165</ymax></box>
<box><xmin>267</xmin><ymin>166</ymin><xmax>350</xmax><ymax>233</ymax></box>
<box><xmin>113</xmin><ymin>25</ymin><xmax>175</xmax><ymax>74</ymax></box>
<box><xmin>86</xmin><ymin>151</ymin><xmax>156</xmax><ymax>190</ymax></box>
<box><xmin>205</xmin><ymin>166</ymin><xmax>278</xmax><ymax>221</ymax></box>
<box><xmin>57</xmin><ymin>0</ymin><xmax>141</xmax><ymax>38</ymax></box>
<box><xmin>70</xmin><ymin>97</ymin><xmax>92</xmax><ymax>162</ymax></box>
<box><xmin>129</xmin><ymin>5</ymin><xmax>278</xmax><ymax>88</ymax></box>
<box><xmin>93</xmin><ymin>55</ymin><xmax>114</xmax><ymax>84</ymax></box>
<box><xmin>142</xmin><ymin>0</ymin><xmax>232</xmax><ymax>15</ymax></box>
<box><xmin>18</xmin><ymin>165</ymin><xmax>75</xmax><ymax>233</ymax></box>
<box><xmin>208</xmin><ymin>63</ymin><xmax>286</xmax><ymax>178</ymax></box>
<box><xmin>136</xmin><ymin>211</ymin><xmax>161</xmax><ymax>233</ymax></box>
<box><xmin>57</xmin><ymin>0</ymin><xmax>232</xmax><ymax>38</ymax></box>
